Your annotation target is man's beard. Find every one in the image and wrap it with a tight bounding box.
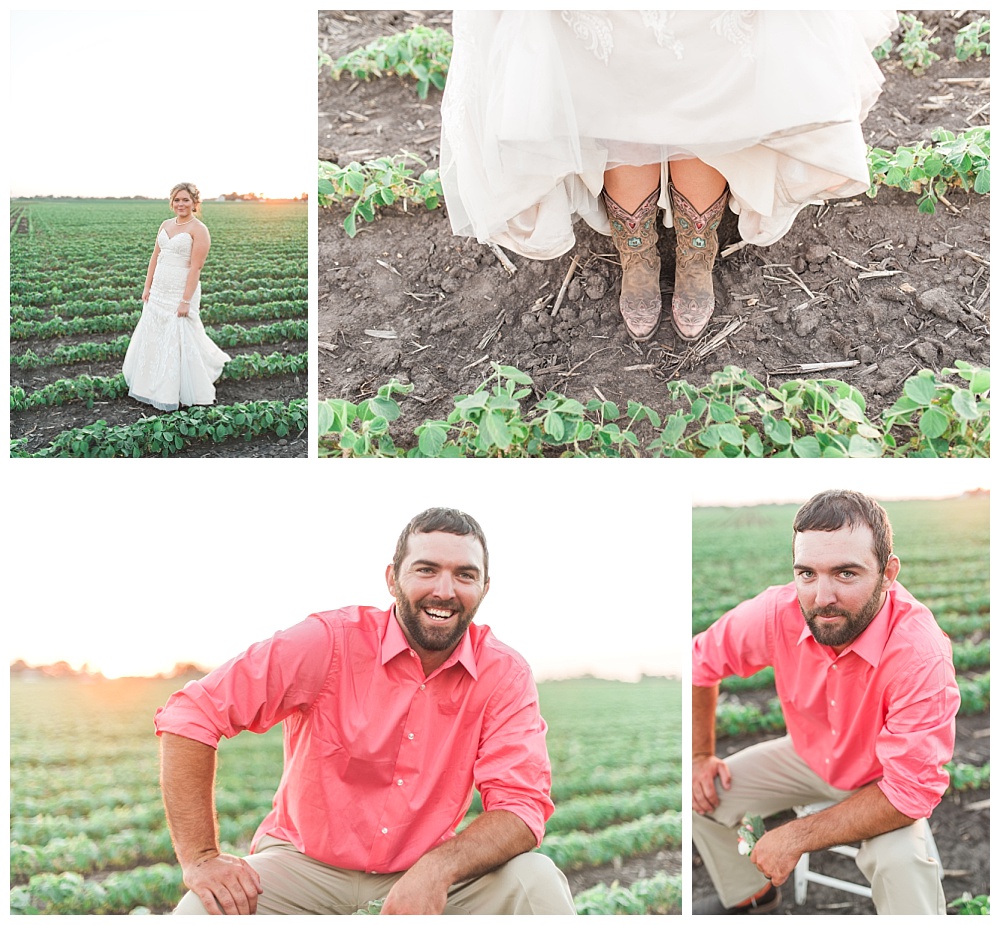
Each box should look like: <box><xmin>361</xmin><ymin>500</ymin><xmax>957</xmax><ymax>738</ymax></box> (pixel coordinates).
<box><xmin>800</xmin><ymin>580</ymin><xmax>885</xmax><ymax>648</ymax></box>
<box><xmin>395</xmin><ymin>592</ymin><xmax>479</xmax><ymax>653</ymax></box>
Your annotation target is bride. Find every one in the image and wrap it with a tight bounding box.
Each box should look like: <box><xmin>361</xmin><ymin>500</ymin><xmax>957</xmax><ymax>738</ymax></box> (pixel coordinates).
<box><xmin>123</xmin><ymin>182</ymin><xmax>230</xmax><ymax>410</ymax></box>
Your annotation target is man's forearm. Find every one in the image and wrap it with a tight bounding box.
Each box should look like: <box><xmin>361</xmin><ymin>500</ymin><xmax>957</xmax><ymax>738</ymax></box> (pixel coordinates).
<box><xmin>414</xmin><ymin>808</ymin><xmax>536</xmax><ymax>886</ymax></box>
<box><xmin>786</xmin><ymin>781</ymin><xmax>915</xmax><ymax>852</ymax></box>
<box><xmin>692</xmin><ymin>684</ymin><xmax>719</xmax><ymax>757</ymax></box>
<box><xmin>750</xmin><ymin>781</ymin><xmax>918</xmax><ymax>886</ymax></box>
<box><xmin>159</xmin><ymin>732</ymin><xmax>221</xmax><ymax>866</ymax></box>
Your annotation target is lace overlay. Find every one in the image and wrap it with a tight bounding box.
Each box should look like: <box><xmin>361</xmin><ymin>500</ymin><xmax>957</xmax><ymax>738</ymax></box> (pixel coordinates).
<box><xmin>121</xmin><ymin>228</ymin><xmax>230</xmax><ymax>410</ymax></box>
<box><xmin>561</xmin><ymin>12</ymin><xmax>614</xmax><ymax>64</ymax></box>
<box><xmin>439</xmin><ymin>11</ymin><xmax>897</xmax><ymax>258</ymax></box>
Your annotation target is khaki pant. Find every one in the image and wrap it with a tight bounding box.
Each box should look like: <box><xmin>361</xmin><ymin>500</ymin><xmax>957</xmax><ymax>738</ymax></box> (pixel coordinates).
<box><xmin>174</xmin><ymin>836</ymin><xmax>577</xmax><ymax>915</ymax></box>
<box><xmin>692</xmin><ymin>736</ymin><xmax>945</xmax><ymax>915</ymax></box>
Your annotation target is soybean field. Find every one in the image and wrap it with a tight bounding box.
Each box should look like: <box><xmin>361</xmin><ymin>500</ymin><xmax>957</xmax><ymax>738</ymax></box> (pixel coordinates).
<box><xmin>9</xmin><ymin>675</ymin><xmax>681</xmax><ymax>915</ymax></box>
<box><xmin>10</xmin><ymin>200</ymin><xmax>307</xmax><ymax>458</ymax></box>
<box><xmin>692</xmin><ymin>495</ymin><xmax>990</xmax><ymax>914</ymax></box>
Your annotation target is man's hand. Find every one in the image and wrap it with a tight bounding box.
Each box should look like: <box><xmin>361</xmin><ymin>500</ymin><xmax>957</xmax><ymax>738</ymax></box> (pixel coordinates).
<box><xmin>749</xmin><ymin>825</ymin><xmax>805</xmax><ymax>887</ymax></box>
<box><xmin>182</xmin><ymin>852</ymin><xmax>263</xmax><ymax>915</ymax></box>
<box><xmin>692</xmin><ymin>754</ymin><xmax>731</xmax><ymax>815</ymax></box>
<box><xmin>380</xmin><ymin>865</ymin><xmax>449</xmax><ymax>915</ymax></box>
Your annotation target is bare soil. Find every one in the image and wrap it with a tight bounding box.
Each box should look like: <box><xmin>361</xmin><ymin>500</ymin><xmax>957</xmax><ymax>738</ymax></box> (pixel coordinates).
<box><xmin>11</xmin><ymin>343</ymin><xmax>308</xmax><ymax>459</ymax></box>
<box><xmin>318</xmin><ymin>11</ymin><xmax>989</xmax><ymax>451</ymax></box>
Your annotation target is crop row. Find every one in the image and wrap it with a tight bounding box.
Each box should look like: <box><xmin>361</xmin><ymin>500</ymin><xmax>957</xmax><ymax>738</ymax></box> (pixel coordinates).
<box><xmin>537</xmin><ymin>811</ymin><xmax>681</xmax><ymax>871</ymax></box>
<box><xmin>11</xmin><ymin>321</ymin><xmax>307</xmax><ymax>370</ymax></box>
<box><xmin>10</xmin><ymin>300</ymin><xmax>309</xmax><ymax>328</ymax></box>
<box><xmin>11</xmin><ymin>809</ymin><xmax>264</xmax><ymax>882</ymax></box>
<box><xmin>575</xmin><ymin>872</ymin><xmax>682</xmax><ymax>916</ymax></box>
<box><xmin>12</xmin><ymin>353</ymin><xmax>307</xmax><ymax>413</ymax></box>
<box><xmin>12</xmin><ymin>398</ymin><xmax>308</xmax><ymax>459</ymax></box>
<box><xmin>12</xmin><ymin>866</ymin><xmax>684</xmax><ymax>917</ymax></box>
<box><xmin>11</xmin><ymin>865</ymin><xmax>182</xmax><ymax>915</ymax></box>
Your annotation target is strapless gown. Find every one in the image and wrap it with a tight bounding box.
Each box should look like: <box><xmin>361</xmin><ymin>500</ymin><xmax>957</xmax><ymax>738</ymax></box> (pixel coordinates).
<box><xmin>122</xmin><ymin>229</ymin><xmax>230</xmax><ymax>411</ymax></box>
<box><xmin>440</xmin><ymin>10</ymin><xmax>898</xmax><ymax>259</ymax></box>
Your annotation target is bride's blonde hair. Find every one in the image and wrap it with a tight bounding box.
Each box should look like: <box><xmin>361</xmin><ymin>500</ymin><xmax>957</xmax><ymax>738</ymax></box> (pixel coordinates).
<box><xmin>169</xmin><ymin>182</ymin><xmax>201</xmax><ymax>215</ymax></box>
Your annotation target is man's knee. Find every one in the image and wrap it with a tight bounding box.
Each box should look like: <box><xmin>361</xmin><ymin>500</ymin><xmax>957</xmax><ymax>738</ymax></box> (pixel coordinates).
<box><xmin>450</xmin><ymin>851</ymin><xmax>576</xmax><ymax>914</ymax></box>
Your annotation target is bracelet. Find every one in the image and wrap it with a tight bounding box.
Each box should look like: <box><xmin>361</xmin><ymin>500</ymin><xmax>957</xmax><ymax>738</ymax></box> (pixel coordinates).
<box><xmin>179</xmin><ymin>299</ymin><xmax>190</xmax><ymax>304</ymax></box>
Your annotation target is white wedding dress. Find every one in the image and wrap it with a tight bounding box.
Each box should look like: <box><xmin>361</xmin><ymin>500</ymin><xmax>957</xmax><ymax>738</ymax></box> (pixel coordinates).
<box><xmin>122</xmin><ymin>228</ymin><xmax>230</xmax><ymax>411</ymax></box>
<box><xmin>440</xmin><ymin>10</ymin><xmax>898</xmax><ymax>259</ymax></box>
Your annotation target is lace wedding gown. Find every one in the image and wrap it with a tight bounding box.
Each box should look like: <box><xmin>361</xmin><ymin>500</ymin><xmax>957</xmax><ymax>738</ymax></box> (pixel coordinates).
<box><xmin>122</xmin><ymin>228</ymin><xmax>230</xmax><ymax>411</ymax></box>
<box><xmin>440</xmin><ymin>10</ymin><xmax>898</xmax><ymax>259</ymax></box>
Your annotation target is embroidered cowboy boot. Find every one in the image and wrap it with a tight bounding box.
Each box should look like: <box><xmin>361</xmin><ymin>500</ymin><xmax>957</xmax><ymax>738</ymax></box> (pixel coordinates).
<box><xmin>669</xmin><ymin>181</ymin><xmax>729</xmax><ymax>341</ymax></box>
<box><xmin>602</xmin><ymin>187</ymin><xmax>662</xmax><ymax>342</ymax></box>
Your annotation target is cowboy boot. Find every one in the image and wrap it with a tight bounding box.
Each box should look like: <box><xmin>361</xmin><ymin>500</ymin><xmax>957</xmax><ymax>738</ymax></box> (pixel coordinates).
<box><xmin>669</xmin><ymin>181</ymin><xmax>729</xmax><ymax>341</ymax></box>
<box><xmin>602</xmin><ymin>187</ymin><xmax>662</xmax><ymax>342</ymax></box>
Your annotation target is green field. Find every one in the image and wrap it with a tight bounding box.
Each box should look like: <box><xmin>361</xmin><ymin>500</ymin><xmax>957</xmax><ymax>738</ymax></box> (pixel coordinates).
<box><xmin>10</xmin><ymin>675</ymin><xmax>681</xmax><ymax>915</ymax></box>
<box><xmin>693</xmin><ymin>495</ymin><xmax>990</xmax><ymax>635</ymax></box>
<box><xmin>10</xmin><ymin>199</ymin><xmax>307</xmax><ymax>457</ymax></box>
<box><xmin>692</xmin><ymin>494</ymin><xmax>990</xmax><ymax>907</ymax></box>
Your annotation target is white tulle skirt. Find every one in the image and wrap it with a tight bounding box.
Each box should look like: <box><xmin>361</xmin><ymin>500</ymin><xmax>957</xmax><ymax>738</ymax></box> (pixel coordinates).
<box><xmin>440</xmin><ymin>10</ymin><xmax>897</xmax><ymax>259</ymax></box>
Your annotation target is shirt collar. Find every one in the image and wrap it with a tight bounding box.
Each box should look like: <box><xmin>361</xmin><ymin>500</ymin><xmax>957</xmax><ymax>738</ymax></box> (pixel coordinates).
<box><xmin>795</xmin><ymin>585</ymin><xmax>895</xmax><ymax>667</ymax></box>
<box><xmin>382</xmin><ymin>606</ymin><xmax>479</xmax><ymax>680</ymax></box>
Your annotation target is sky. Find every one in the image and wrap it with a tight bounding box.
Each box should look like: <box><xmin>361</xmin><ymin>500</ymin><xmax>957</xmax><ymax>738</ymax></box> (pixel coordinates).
<box><xmin>7</xmin><ymin>459</ymin><xmax>989</xmax><ymax>683</ymax></box>
<box><xmin>9</xmin><ymin>10</ymin><xmax>314</xmax><ymax>200</ymax></box>
<box><xmin>7</xmin><ymin>461</ymin><xmax>688</xmax><ymax>682</ymax></box>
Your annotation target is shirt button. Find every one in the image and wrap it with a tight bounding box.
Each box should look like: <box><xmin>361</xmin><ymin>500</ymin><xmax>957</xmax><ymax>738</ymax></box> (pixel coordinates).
<box><xmin>830</xmin><ymin>700</ymin><xmax>835</xmax><ymax>706</ymax></box>
<box><xmin>407</xmin><ymin>733</ymin><xmax>414</xmax><ymax>740</ymax></box>
<box><xmin>419</xmin><ymin>684</ymin><xmax>426</xmax><ymax>691</ymax></box>
<box><xmin>397</xmin><ymin>779</ymin><xmax>404</xmax><ymax>786</ymax></box>
<box><xmin>381</xmin><ymin>827</ymin><xmax>388</xmax><ymax>834</ymax></box>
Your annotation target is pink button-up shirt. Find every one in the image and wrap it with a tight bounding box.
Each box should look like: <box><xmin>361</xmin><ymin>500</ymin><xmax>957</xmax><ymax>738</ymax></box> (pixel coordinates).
<box><xmin>154</xmin><ymin>606</ymin><xmax>553</xmax><ymax>873</ymax></box>
<box><xmin>692</xmin><ymin>582</ymin><xmax>959</xmax><ymax>819</ymax></box>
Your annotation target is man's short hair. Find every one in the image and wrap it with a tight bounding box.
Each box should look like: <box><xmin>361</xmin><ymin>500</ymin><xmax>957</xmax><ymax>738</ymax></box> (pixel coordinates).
<box><xmin>793</xmin><ymin>490</ymin><xmax>893</xmax><ymax>571</ymax></box>
<box><xmin>393</xmin><ymin>508</ymin><xmax>490</xmax><ymax>581</ymax></box>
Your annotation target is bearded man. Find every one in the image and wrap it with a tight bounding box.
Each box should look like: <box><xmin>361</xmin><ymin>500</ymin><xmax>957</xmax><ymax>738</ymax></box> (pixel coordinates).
<box><xmin>691</xmin><ymin>490</ymin><xmax>959</xmax><ymax>916</ymax></box>
<box><xmin>156</xmin><ymin>508</ymin><xmax>575</xmax><ymax>915</ymax></box>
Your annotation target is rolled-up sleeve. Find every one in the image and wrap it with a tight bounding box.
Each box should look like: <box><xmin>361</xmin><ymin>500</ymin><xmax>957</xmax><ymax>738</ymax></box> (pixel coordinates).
<box><xmin>153</xmin><ymin>615</ymin><xmax>335</xmax><ymax>748</ymax></box>
<box><xmin>692</xmin><ymin>588</ymin><xmax>776</xmax><ymax>687</ymax></box>
<box><xmin>876</xmin><ymin>653</ymin><xmax>960</xmax><ymax>819</ymax></box>
<box><xmin>474</xmin><ymin>667</ymin><xmax>553</xmax><ymax>846</ymax></box>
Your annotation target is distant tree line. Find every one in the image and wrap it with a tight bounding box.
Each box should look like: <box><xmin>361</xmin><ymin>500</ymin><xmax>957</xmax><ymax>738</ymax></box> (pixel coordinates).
<box><xmin>10</xmin><ymin>659</ymin><xmax>209</xmax><ymax>680</ymax></box>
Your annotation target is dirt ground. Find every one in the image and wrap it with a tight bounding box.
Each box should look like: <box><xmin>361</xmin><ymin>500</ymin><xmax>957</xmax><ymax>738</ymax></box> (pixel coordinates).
<box><xmin>691</xmin><ymin>688</ymin><xmax>990</xmax><ymax>915</ymax></box>
<box><xmin>11</xmin><ymin>349</ymin><xmax>308</xmax><ymax>458</ymax></box>
<box><xmin>317</xmin><ymin>11</ymin><xmax>989</xmax><ymax>450</ymax></box>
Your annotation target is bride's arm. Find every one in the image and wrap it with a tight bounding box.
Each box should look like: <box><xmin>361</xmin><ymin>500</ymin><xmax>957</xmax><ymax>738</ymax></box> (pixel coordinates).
<box><xmin>142</xmin><ymin>225</ymin><xmax>165</xmax><ymax>302</ymax></box>
<box><xmin>177</xmin><ymin>224</ymin><xmax>211</xmax><ymax>317</ymax></box>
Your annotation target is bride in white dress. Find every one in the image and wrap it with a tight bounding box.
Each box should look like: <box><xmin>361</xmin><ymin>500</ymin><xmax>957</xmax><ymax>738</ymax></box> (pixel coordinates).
<box><xmin>122</xmin><ymin>182</ymin><xmax>230</xmax><ymax>411</ymax></box>
<box><xmin>440</xmin><ymin>11</ymin><xmax>897</xmax><ymax>343</ymax></box>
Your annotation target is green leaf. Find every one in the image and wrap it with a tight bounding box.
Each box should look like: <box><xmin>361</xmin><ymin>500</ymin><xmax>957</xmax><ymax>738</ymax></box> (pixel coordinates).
<box><xmin>833</xmin><ymin>397</ymin><xmax>865</xmax><ymax>423</ymax></box>
<box><xmin>791</xmin><ymin>435</ymin><xmax>821</xmax><ymax>458</ymax></box>
<box><xmin>951</xmin><ymin>389</ymin><xmax>979</xmax><ymax>420</ymax></box>
<box><xmin>903</xmin><ymin>375</ymin><xmax>938</xmax><ymax>406</ymax></box>
<box><xmin>662</xmin><ymin>412</ymin><xmax>687</xmax><ymax>445</ymax></box>
<box><xmin>544</xmin><ymin>412</ymin><xmax>565</xmax><ymax>441</ymax></box>
<box><xmin>974</xmin><ymin>166</ymin><xmax>990</xmax><ymax>194</ymax></box>
<box><xmin>708</xmin><ymin>400</ymin><xmax>736</xmax><ymax>423</ymax></box>
<box><xmin>717</xmin><ymin>423</ymin><xmax>744</xmax><ymax>446</ymax></box>
<box><xmin>417</xmin><ymin>424</ymin><xmax>447</xmax><ymax>457</ymax></box>
<box><xmin>480</xmin><ymin>411</ymin><xmax>512</xmax><ymax>449</ymax></box>
<box><xmin>847</xmin><ymin>434</ymin><xmax>882</xmax><ymax>458</ymax></box>
<box><xmin>919</xmin><ymin>407</ymin><xmax>950</xmax><ymax>439</ymax></box>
